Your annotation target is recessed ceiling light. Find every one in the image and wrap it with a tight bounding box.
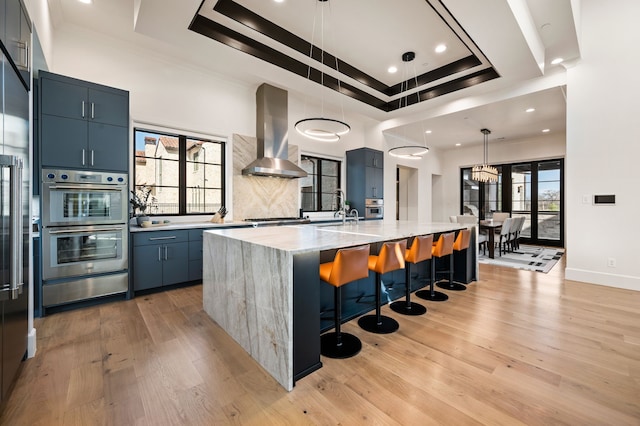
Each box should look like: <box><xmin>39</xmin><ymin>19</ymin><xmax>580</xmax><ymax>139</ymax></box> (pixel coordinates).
<box><xmin>526</xmin><ymin>108</ymin><xmax>535</xmax><ymax>113</ymax></box>
<box><xmin>435</xmin><ymin>44</ymin><xmax>447</xmax><ymax>53</ymax></box>
<box><xmin>274</xmin><ymin>0</ymin><xmax>285</xmax><ymax>3</ymax></box>
<box><xmin>542</xmin><ymin>129</ymin><xmax>550</xmax><ymax>133</ymax></box>
<box><xmin>551</xmin><ymin>57</ymin><xmax>564</xmax><ymax>65</ymax></box>
<box><xmin>455</xmin><ymin>143</ymin><xmax>461</xmax><ymax>147</ymax></box>
<box><xmin>425</xmin><ymin>130</ymin><xmax>432</xmax><ymax>134</ymax></box>
<box><xmin>78</xmin><ymin>0</ymin><xmax>92</xmax><ymax>3</ymax></box>
<box><xmin>387</xmin><ymin>66</ymin><xmax>397</xmax><ymax>74</ymax></box>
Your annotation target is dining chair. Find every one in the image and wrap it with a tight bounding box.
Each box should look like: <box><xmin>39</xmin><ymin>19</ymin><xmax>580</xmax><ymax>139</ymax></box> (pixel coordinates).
<box><xmin>496</xmin><ymin>217</ymin><xmax>513</xmax><ymax>256</ymax></box>
<box><xmin>492</xmin><ymin>212</ymin><xmax>510</xmax><ymax>222</ymax></box>
<box><xmin>511</xmin><ymin>216</ymin><xmax>525</xmax><ymax>250</ymax></box>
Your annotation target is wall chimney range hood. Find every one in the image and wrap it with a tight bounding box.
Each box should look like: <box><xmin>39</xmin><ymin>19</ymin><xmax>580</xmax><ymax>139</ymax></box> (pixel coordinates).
<box><xmin>242</xmin><ymin>83</ymin><xmax>308</xmax><ymax>179</ymax></box>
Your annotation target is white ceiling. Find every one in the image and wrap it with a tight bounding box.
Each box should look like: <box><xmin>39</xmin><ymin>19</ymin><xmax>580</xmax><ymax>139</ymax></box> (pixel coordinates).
<box><xmin>47</xmin><ymin>0</ymin><xmax>579</xmax><ymax>150</ymax></box>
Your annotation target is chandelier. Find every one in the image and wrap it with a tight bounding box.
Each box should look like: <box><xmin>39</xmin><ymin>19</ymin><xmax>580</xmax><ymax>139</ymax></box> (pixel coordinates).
<box><xmin>388</xmin><ymin>51</ymin><xmax>429</xmax><ymax>160</ymax></box>
<box><xmin>471</xmin><ymin>128</ymin><xmax>498</xmax><ymax>183</ymax></box>
<box><xmin>294</xmin><ymin>0</ymin><xmax>350</xmax><ymax>143</ymax></box>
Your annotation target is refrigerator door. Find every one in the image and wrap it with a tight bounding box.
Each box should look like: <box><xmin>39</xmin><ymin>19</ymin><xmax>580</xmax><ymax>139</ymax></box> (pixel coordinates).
<box><xmin>0</xmin><ymin>51</ymin><xmax>29</xmax><ymax>403</ymax></box>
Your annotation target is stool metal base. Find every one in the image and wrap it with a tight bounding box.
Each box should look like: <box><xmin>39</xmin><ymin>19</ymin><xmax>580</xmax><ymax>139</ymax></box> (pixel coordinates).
<box><xmin>358</xmin><ymin>315</ymin><xmax>399</xmax><ymax>334</ymax></box>
<box><xmin>320</xmin><ymin>332</ymin><xmax>362</xmax><ymax>359</ymax></box>
<box><xmin>390</xmin><ymin>300</ymin><xmax>427</xmax><ymax>316</ymax></box>
<box><xmin>436</xmin><ymin>281</ymin><xmax>467</xmax><ymax>291</ymax></box>
<box><xmin>415</xmin><ymin>289</ymin><xmax>449</xmax><ymax>302</ymax></box>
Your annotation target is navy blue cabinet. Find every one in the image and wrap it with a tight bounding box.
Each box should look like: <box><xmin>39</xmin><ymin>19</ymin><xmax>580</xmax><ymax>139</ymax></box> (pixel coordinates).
<box><xmin>188</xmin><ymin>229</ymin><xmax>204</xmax><ymax>281</ymax></box>
<box><xmin>133</xmin><ymin>230</ymin><xmax>190</xmax><ymax>291</ymax></box>
<box><xmin>39</xmin><ymin>71</ymin><xmax>129</xmax><ymax>171</ymax></box>
<box><xmin>346</xmin><ymin>148</ymin><xmax>384</xmax><ymax>215</ymax></box>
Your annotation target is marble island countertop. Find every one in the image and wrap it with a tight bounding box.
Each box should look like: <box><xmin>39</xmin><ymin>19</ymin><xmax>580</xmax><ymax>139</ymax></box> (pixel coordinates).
<box><xmin>204</xmin><ymin>221</ymin><xmax>465</xmax><ymax>253</ymax></box>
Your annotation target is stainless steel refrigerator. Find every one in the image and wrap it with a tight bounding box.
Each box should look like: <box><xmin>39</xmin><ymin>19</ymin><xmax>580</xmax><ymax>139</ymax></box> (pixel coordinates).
<box><xmin>0</xmin><ymin>49</ymin><xmax>29</xmax><ymax>403</ymax></box>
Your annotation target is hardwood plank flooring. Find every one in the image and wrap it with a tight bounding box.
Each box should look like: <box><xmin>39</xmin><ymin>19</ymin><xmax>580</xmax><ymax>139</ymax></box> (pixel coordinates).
<box><xmin>2</xmin><ymin>256</ymin><xmax>640</xmax><ymax>425</ymax></box>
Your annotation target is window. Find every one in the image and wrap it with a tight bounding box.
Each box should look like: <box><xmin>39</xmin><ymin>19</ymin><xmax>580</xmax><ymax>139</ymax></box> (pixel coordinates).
<box><xmin>460</xmin><ymin>158</ymin><xmax>564</xmax><ymax>246</ymax></box>
<box><xmin>300</xmin><ymin>155</ymin><xmax>341</xmax><ymax>212</ymax></box>
<box><xmin>134</xmin><ymin>128</ymin><xmax>225</xmax><ymax>215</ymax></box>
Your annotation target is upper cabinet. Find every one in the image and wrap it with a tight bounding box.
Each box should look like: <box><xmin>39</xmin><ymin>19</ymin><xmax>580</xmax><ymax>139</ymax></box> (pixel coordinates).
<box><xmin>346</xmin><ymin>148</ymin><xmax>384</xmax><ymax>216</ymax></box>
<box><xmin>38</xmin><ymin>71</ymin><xmax>130</xmax><ymax>172</ymax></box>
<box><xmin>1</xmin><ymin>0</ymin><xmax>31</xmax><ymax>90</ymax></box>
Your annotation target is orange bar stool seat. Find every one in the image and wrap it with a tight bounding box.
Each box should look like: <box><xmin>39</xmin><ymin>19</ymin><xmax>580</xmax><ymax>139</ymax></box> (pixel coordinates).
<box><xmin>358</xmin><ymin>240</ymin><xmax>407</xmax><ymax>334</ymax></box>
<box><xmin>320</xmin><ymin>244</ymin><xmax>371</xmax><ymax>359</ymax></box>
<box><xmin>390</xmin><ymin>235</ymin><xmax>433</xmax><ymax>316</ymax></box>
<box><xmin>437</xmin><ymin>229</ymin><xmax>471</xmax><ymax>291</ymax></box>
<box><xmin>416</xmin><ymin>232</ymin><xmax>454</xmax><ymax>302</ymax></box>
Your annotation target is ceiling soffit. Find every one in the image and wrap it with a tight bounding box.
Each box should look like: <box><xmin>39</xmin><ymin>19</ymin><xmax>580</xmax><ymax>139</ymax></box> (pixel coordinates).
<box><xmin>189</xmin><ymin>0</ymin><xmax>500</xmax><ymax>112</ymax></box>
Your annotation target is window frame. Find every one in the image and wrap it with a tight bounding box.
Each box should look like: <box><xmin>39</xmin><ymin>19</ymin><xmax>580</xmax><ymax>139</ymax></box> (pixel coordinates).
<box><xmin>133</xmin><ymin>127</ymin><xmax>226</xmax><ymax>216</ymax></box>
<box><xmin>460</xmin><ymin>158</ymin><xmax>564</xmax><ymax>246</ymax></box>
<box><xmin>300</xmin><ymin>154</ymin><xmax>341</xmax><ymax>213</ymax></box>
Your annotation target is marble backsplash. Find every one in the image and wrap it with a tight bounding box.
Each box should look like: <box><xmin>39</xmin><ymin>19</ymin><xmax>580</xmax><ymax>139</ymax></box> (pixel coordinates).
<box><xmin>232</xmin><ymin>134</ymin><xmax>300</xmax><ymax>220</ymax></box>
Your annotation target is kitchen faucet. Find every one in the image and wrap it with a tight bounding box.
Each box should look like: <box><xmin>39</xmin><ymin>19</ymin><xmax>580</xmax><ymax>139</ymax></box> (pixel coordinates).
<box><xmin>349</xmin><ymin>208</ymin><xmax>359</xmax><ymax>224</ymax></box>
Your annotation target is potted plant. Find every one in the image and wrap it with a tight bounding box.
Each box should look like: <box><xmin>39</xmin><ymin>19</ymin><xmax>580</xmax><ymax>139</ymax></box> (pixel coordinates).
<box><xmin>130</xmin><ymin>186</ymin><xmax>152</xmax><ymax>226</ymax></box>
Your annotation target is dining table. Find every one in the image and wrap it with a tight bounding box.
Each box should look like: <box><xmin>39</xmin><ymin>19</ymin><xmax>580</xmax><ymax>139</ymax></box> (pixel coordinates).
<box><xmin>479</xmin><ymin>220</ymin><xmax>503</xmax><ymax>258</ymax></box>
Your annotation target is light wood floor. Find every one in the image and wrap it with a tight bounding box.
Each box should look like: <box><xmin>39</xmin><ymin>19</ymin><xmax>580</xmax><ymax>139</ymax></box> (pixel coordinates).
<box><xmin>2</xmin><ymin>256</ymin><xmax>640</xmax><ymax>425</ymax></box>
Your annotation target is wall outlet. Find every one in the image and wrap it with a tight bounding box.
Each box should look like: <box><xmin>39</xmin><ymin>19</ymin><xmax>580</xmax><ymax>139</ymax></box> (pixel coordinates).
<box><xmin>607</xmin><ymin>258</ymin><xmax>616</xmax><ymax>268</ymax></box>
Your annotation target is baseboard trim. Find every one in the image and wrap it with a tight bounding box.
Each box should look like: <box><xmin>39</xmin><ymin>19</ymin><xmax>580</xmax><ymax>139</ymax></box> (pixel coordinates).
<box><xmin>565</xmin><ymin>268</ymin><xmax>640</xmax><ymax>291</ymax></box>
<box><xmin>27</xmin><ymin>328</ymin><xmax>37</xmax><ymax>358</ymax></box>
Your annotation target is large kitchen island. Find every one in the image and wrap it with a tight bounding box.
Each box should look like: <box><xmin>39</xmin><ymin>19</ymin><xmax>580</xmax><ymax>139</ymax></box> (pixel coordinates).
<box><xmin>203</xmin><ymin>221</ymin><xmax>469</xmax><ymax>391</ymax></box>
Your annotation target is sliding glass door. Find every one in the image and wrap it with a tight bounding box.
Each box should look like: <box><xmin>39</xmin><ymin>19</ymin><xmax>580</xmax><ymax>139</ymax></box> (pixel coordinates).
<box><xmin>461</xmin><ymin>158</ymin><xmax>564</xmax><ymax>247</ymax></box>
<box><xmin>536</xmin><ymin>160</ymin><xmax>562</xmax><ymax>243</ymax></box>
<box><xmin>511</xmin><ymin>164</ymin><xmax>532</xmax><ymax>238</ymax></box>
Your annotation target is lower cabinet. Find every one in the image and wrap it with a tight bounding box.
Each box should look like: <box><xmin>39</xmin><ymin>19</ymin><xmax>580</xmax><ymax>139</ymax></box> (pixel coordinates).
<box><xmin>188</xmin><ymin>229</ymin><xmax>204</xmax><ymax>281</ymax></box>
<box><xmin>133</xmin><ymin>230</ymin><xmax>190</xmax><ymax>291</ymax></box>
<box><xmin>132</xmin><ymin>228</ymin><xmax>207</xmax><ymax>292</ymax></box>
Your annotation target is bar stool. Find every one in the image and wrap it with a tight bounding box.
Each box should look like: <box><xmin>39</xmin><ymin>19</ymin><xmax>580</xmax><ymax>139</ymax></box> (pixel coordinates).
<box><xmin>416</xmin><ymin>232</ymin><xmax>454</xmax><ymax>302</ymax></box>
<box><xmin>358</xmin><ymin>240</ymin><xmax>407</xmax><ymax>334</ymax></box>
<box><xmin>320</xmin><ymin>244</ymin><xmax>371</xmax><ymax>359</ymax></box>
<box><xmin>390</xmin><ymin>235</ymin><xmax>433</xmax><ymax>316</ymax></box>
<box><xmin>437</xmin><ymin>228</ymin><xmax>471</xmax><ymax>291</ymax></box>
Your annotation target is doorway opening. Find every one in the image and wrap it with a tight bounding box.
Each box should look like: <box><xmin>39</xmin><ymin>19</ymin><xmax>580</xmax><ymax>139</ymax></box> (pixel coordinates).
<box><xmin>396</xmin><ymin>166</ymin><xmax>418</xmax><ymax>221</ymax></box>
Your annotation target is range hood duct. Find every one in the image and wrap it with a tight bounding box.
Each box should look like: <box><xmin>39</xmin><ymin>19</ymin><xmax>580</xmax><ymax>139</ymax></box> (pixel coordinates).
<box><xmin>242</xmin><ymin>83</ymin><xmax>308</xmax><ymax>179</ymax></box>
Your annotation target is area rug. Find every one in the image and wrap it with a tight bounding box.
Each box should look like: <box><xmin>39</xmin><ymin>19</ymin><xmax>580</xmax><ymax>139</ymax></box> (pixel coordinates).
<box><xmin>478</xmin><ymin>244</ymin><xmax>565</xmax><ymax>273</ymax></box>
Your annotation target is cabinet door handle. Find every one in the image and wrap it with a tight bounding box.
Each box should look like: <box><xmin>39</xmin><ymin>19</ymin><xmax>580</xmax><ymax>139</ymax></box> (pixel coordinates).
<box><xmin>91</xmin><ymin>150</ymin><xmax>95</xmax><ymax>166</ymax></box>
<box><xmin>82</xmin><ymin>149</ymin><xmax>86</xmax><ymax>166</ymax></box>
<box><xmin>91</xmin><ymin>102</ymin><xmax>95</xmax><ymax>119</ymax></box>
<box><xmin>81</xmin><ymin>101</ymin><xmax>85</xmax><ymax>118</ymax></box>
<box><xmin>158</xmin><ymin>247</ymin><xmax>162</xmax><ymax>262</ymax></box>
<box><xmin>164</xmin><ymin>246</ymin><xmax>168</xmax><ymax>261</ymax></box>
<box><xmin>149</xmin><ymin>236</ymin><xmax>177</xmax><ymax>241</ymax></box>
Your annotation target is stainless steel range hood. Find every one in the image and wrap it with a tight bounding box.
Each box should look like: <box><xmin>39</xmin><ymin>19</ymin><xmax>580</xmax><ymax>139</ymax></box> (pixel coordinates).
<box><xmin>242</xmin><ymin>83</ymin><xmax>308</xmax><ymax>179</ymax></box>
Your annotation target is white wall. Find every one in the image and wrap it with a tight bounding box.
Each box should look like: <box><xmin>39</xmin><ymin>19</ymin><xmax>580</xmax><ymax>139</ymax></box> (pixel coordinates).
<box><xmin>564</xmin><ymin>0</ymin><xmax>640</xmax><ymax>290</ymax></box>
<box><xmin>437</xmin><ymin>133</ymin><xmax>566</xmax><ymax>222</ymax></box>
<box><xmin>47</xmin><ymin>25</ymin><xmax>374</xmax><ymax>219</ymax></box>
<box><xmin>24</xmin><ymin>0</ymin><xmax>54</xmax><ymax>68</ymax></box>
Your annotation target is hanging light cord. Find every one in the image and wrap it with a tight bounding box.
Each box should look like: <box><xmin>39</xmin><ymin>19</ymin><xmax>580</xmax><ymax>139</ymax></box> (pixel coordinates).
<box><xmin>295</xmin><ymin>0</ymin><xmax>350</xmax><ymax>142</ymax></box>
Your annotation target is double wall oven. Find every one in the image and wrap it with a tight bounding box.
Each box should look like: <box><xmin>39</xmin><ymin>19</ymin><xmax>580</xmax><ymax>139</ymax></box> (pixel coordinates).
<box><xmin>41</xmin><ymin>169</ymin><xmax>129</xmax><ymax>309</ymax></box>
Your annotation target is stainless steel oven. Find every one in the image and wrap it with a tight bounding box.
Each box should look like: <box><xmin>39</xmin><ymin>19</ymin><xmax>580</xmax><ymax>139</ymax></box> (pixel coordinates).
<box><xmin>365</xmin><ymin>198</ymin><xmax>384</xmax><ymax>219</ymax></box>
<box><xmin>41</xmin><ymin>169</ymin><xmax>129</xmax><ymax>309</ymax></box>
<box><xmin>42</xmin><ymin>225</ymin><xmax>128</xmax><ymax>281</ymax></box>
<box><xmin>42</xmin><ymin>169</ymin><xmax>128</xmax><ymax>227</ymax></box>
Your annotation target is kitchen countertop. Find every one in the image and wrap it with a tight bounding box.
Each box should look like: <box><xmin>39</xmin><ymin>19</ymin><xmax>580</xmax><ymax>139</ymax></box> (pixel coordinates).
<box><xmin>128</xmin><ymin>216</ymin><xmax>362</xmax><ymax>232</ymax></box>
<box><xmin>204</xmin><ymin>220</ymin><xmax>464</xmax><ymax>253</ymax></box>
<box><xmin>128</xmin><ymin>220</ymin><xmax>252</xmax><ymax>232</ymax></box>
